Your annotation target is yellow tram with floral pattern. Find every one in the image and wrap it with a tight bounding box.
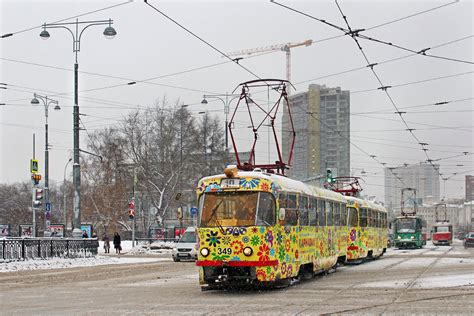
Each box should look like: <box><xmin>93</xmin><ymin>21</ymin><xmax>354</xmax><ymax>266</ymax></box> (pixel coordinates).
<box><xmin>195</xmin><ymin>167</ymin><xmax>388</xmax><ymax>289</ymax></box>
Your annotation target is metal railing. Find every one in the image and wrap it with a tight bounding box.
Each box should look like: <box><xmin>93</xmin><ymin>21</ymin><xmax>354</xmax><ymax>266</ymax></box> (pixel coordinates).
<box><xmin>1</xmin><ymin>238</ymin><xmax>99</xmax><ymax>261</ymax></box>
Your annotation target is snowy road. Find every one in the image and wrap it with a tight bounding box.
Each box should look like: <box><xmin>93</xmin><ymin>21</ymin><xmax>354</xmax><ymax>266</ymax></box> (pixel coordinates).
<box><xmin>0</xmin><ymin>241</ymin><xmax>473</xmax><ymax>315</ymax></box>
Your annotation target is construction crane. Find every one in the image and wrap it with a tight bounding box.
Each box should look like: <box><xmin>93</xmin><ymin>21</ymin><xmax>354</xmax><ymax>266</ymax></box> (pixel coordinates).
<box><xmin>227</xmin><ymin>39</ymin><xmax>313</xmax><ymax>87</ymax></box>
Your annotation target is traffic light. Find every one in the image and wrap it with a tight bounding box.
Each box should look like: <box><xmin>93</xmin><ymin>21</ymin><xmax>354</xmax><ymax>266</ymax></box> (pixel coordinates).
<box><xmin>33</xmin><ymin>188</ymin><xmax>44</xmax><ymax>208</ymax></box>
<box><xmin>128</xmin><ymin>198</ymin><xmax>135</xmax><ymax>219</ymax></box>
<box><xmin>31</xmin><ymin>173</ymin><xmax>42</xmax><ymax>185</ymax></box>
<box><xmin>326</xmin><ymin>169</ymin><xmax>335</xmax><ymax>184</ymax></box>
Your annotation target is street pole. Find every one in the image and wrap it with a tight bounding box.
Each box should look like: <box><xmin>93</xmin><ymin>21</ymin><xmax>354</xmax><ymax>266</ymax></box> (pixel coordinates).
<box><xmin>39</xmin><ymin>19</ymin><xmax>116</xmax><ymax>238</ymax></box>
<box><xmin>63</xmin><ymin>158</ymin><xmax>72</xmax><ymax>235</ymax></box>
<box><xmin>32</xmin><ymin>133</ymin><xmax>36</xmax><ymax>237</ymax></box>
<box><xmin>201</xmin><ymin>93</ymin><xmax>240</xmax><ymax>165</ymax></box>
<box><xmin>31</xmin><ymin>93</ymin><xmax>60</xmax><ymax>236</ymax></box>
<box><xmin>132</xmin><ymin>168</ymin><xmax>137</xmax><ymax>247</ymax></box>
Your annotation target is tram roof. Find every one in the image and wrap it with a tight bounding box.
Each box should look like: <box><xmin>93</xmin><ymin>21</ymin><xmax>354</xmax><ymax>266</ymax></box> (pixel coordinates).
<box><xmin>199</xmin><ymin>170</ymin><xmax>345</xmax><ymax>203</ymax></box>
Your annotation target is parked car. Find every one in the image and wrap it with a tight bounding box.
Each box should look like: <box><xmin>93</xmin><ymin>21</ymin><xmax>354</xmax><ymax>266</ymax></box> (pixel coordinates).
<box><xmin>464</xmin><ymin>232</ymin><xmax>474</xmax><ymax>249</ymax></box>
<box><xmin>172</xmin><ymin>227</ymin><xmax>197</xmax><ymax>262</ymax></box>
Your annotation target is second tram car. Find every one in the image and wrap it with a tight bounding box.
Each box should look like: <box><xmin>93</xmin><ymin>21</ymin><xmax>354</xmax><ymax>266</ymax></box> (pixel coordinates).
<box><xmin>195</xmin><ymin>167</ymin><xmax>388</xmax><ymax>289</ymax></box>
<box><xmin>393</xmin><ymin>215</ymin><xmax>425</xmax><ymax>249</ymax></box>
<box><xmin>432</xmin><ymin>222</ymin><xmax>453</xmax><ymax>246</ymax></box>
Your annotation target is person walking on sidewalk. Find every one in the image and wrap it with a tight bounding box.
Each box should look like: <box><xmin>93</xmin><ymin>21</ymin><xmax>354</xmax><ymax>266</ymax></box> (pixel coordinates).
<box><xmin>103</xmin><ymin>234</ymin><xmax>111</xmax><ymax>254</ymax></box>
<box><xmin>113</xmin><ymin>232</ymin><xmax>122</xmax><ymax>254</ymax></box>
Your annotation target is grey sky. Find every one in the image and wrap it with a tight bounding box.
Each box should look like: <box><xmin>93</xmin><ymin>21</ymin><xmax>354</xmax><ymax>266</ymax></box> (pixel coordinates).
<box><xmin>1</xmin><ymin>0</ymin><xmax>472</xmax><ymax>201</ymax></box>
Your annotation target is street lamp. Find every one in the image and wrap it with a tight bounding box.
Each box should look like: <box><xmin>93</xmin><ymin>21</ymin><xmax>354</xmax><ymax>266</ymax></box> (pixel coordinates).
<box><xmin>31</xmin><ymin>93</ymin><xmax>60</xmax><ymax>236</ymax></box>
<box><xmin>40</xmin><ymin>18</ymin><xmax>116</xmax><ymax>238</ymax></box>
<box><xmin>201</xmin><ymin>93</ymin><xmax>240</xmax><ymax>164</ymax></box>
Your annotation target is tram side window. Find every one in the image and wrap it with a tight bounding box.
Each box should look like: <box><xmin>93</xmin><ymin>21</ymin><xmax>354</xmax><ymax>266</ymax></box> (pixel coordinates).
<box><xmin>360</xmin><ymin>208</ymin><xmax>368</xmax><ymax>227</ymax></box>
<box><xmin>256</xmin><ymin>192</ymin><xmax>276</xmax><ymax>226</ymax></box>
<box><xmin>340</xmin><ymin>203</ymin><xmax>347</xmax><ymax>226</ymax></box>
<box><xmin>326</xmin><ymin>201</ymin><xmax>333</xmax><ymax>226</ymax></box>
<box><xmin>347</xmin><ymin>207</ymin><xmax>358</xmax><ymax>227</ymax></box>
<box><xmin>299</xmin><ymin>195</ymin><xmax>309</xmax><ymax>226</ymax></box>
<box><xmin>285</xmin><ymin>194</ymin><xmax>298</xmax><ymax>226</ymax></box>
<box><xmin>369</xmin><ymin>209</ymin><xmax>374</xmax><ymax>227</ymax></box>
<box><xmin>334</xmin><ymin>202</ymin><xmax>340</xmax><ymax>226</ymax></box>
<box><xmin>309</xmin><ymin>197</ymin><xmax>318</xmax><ymax>226</ymax></box>
<box><xmin>318</xmin><ymin>199</ymin><xmax>326</xmax><ymax>226</ymax></box>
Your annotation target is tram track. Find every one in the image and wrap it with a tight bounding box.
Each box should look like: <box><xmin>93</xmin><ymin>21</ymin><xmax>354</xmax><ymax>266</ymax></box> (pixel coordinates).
<box><xmin>378</xmin><ymin>245</ymin><xmax>454</xmax><ymax>314</ymax></box>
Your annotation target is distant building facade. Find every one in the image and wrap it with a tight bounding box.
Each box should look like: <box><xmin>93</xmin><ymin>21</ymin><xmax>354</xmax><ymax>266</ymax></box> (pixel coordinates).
<box><xmin>466</xmin><ymin>175</ymin><xmax>474</xmax><ymax>201</ymax></box>
<box><xmin>384</xmin><ymin>164</ymin><xmax>440</xmax><ymax>211</ymax></box>
<box><xmin>282</xmin><ymin>84</ymin><xmax>350</xmax><ymax>182</ymax></box>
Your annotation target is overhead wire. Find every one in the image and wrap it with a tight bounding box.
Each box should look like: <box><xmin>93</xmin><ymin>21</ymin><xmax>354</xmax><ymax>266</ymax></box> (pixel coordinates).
<box><xmin>1</xmin><ymin>0</ymin><xmax>134</xmax><ymax>38</ymax></box>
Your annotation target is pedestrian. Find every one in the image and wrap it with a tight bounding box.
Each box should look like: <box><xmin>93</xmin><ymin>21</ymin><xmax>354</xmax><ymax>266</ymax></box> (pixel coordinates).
<box><xmin>82</xmin><ymin>230</ymin><xmax>89</xmax><ymax>238</ymax></box>
<box><xmin>113</xmin><ymin>232</ymin><xmax>122</xmax><ymax>254</ymax></box>
<box><xmin>103</xmin><ymin>234</ymin><xmax>111</xmax><ymax>254</ymax></box>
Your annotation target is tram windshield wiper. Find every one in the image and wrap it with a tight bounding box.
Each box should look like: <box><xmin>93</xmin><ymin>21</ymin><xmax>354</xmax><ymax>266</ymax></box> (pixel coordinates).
<box><xmin>209</xmin><ymin>200</ymin><xmax>226</xmax><ymax>235</ymax></box>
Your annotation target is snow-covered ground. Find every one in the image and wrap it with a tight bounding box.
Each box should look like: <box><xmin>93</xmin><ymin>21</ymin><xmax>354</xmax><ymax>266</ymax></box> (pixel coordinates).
<box><xmin>97</xmin><ymin>240</ymin><xmax>175</xmax><ymax>255</ymax></box>
<box><xmin>0</xmin><ymin>256</ymin><xmax>171</xmax><ymax>273</ymax></box>
<box><xmin>1</xmin><ymin>239</ymin><xmax>175</xmax><ymax>273</ymax></box>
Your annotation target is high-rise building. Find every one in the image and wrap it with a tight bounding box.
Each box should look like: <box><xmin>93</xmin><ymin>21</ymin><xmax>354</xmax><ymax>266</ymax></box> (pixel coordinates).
<box><xmin>282</xmin><ymin>84</ymin><xmax>350</xmax><ymax>182</ymax></box>
<box><xmin>384</xmin><ymin>164</ymin><xmax>440</xmax><ymax>211</ymax></box>
<box><xmin>465</xmin><ymin>175</ymin><xmax>474</xmax><ymax>201</ymax></box>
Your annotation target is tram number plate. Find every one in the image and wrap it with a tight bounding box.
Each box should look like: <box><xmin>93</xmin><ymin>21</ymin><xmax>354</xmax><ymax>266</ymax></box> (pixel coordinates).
<box><xmin>217</xmin><ymin>247</ymin><xmax>232</xmax><ymax>255</ymax></box>
<box><xmin>220</xmin><ymin>178</ymin><xmax>240</xmax><ymax>189</ymax></box>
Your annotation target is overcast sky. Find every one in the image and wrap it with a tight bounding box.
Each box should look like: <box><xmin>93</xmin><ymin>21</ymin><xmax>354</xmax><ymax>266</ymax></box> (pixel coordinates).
<box><xmin>1</xmin><ymin>0</ymin><xmax>472</xmax><ymax>201</ymax></box>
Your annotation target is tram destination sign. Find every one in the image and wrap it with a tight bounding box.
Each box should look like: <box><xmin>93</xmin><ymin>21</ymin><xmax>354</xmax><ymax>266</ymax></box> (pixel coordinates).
<box><xmin>220</xmin><ymin>178</ymin><xmax>240</xmax><ymax>189</ymax></box>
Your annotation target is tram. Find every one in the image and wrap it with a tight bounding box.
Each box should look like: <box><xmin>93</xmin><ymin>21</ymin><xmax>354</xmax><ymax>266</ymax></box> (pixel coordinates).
<box><xmin>393</xmin><ymin>215</ymin><xmax>425</xmax><ymax>249</ymax></box>
<box><xmin>432</xmin><ymin>222</ymin><xmax>453</xmax><ymax>246</ymax></box>
<box><xmin>431</xmin><ymin>203</ymin><xmax>453</xmax><ymax>246</ymax></box>
<box><xmin>195</xmin><ymin>166</ymin><xmax>388</xmax><ymax>289</ymax></box>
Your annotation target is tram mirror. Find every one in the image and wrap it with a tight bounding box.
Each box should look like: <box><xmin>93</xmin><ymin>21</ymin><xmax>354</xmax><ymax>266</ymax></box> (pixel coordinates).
<box><xmin>278</xmin><ymin>208</ymin><xmax>286</xmax><ymax>221</ymax></box>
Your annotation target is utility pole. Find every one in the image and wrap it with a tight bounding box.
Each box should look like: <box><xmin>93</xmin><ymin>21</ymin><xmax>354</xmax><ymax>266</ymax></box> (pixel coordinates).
<box><xmin>32</xmin><ymin>134</ymin><xmax>36</xmax><ymax>237</ymax></box>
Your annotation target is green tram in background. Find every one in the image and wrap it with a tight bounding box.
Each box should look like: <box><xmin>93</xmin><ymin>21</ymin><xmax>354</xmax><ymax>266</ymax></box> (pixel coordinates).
<box><xmin>393</xmin><ymin>215</ymin><xmax>427</xmax><ymax>249</ymax></box>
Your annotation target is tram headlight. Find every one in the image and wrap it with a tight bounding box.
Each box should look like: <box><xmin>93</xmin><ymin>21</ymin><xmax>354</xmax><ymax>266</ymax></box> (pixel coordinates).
<box><xmin>200</xmin><ymin>247</ymin><xmax>210</xmax><ymax>257</ymax></box>
<box><xmin>411</xmin><ymin>236</ymin><xmax>415</xmax><ymax>240</ymax></box>
<box><xmin>243</xmin><ymin>247</ymin><xmax>253</xmax><ymax>256</ymax></box>
<box><xmin>397</xmin><ymin>236</ymin><xmax>401</xmax><ymax>240</ymax></box>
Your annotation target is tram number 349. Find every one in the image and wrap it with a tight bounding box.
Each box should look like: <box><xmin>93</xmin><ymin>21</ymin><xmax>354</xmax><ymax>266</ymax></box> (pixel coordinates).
<box><xmin>217</xmin><ymin>248</ymin><xmax>232</xmax><ymax>255</ymax></box>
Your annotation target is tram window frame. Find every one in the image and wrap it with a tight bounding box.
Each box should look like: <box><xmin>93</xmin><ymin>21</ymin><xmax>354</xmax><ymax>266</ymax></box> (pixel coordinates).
<box><xmin>318</xmin><ymin>199</ymin><xmax>326</xmax><ymax>226</ymax></box>
<box><xmin>256</xmin><ymin>192</ymin><xmax>276</xmax><ymax>226</ymax></box>
<box><xmin>347</xmin><ymin>207</ymin><xmax>358</xmax><ymax>227</ymax></box>
<box><xmin>360</xmin><ymin>208</ymin><xmax>368</xmax><ymax>227</ymax></box>
<box><xmin>340</xmin><ymin>203</ymin><xmax>347</xmax><ymax>226</ymax></box>
<box><xmin>334</xmin><ymin>202</ymin><xmax>340</xmax><ymax>226</ymax></box>
<box><xmin>326</xmin><ymin>201</ymin><xmax>333</xmax><ymax>226</ymax></box>
<box><xmin>279</xmin><ymin>192</ymin><xmax>288</xmax><ymax>208</ymax></box>
<box><xmin>284</xmin><ymin>193</ymin><xmax>298</xmax><ymax>227</ymax></box>
<box><xmin>299</xmin><ymin>195</ymin><xmax>309</xmax><ymax>226</ymax></box>
<box><xmin>309</xmin><ymin>197</ymin><xmax>318</xmax><ymax>226</ymax></box>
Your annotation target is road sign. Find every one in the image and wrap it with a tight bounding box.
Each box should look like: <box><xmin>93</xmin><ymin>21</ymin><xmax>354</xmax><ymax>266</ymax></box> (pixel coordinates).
<box><xmin>45</xmin><ymin>202</ymin><xmax>51</xmax><ymax>212</ymax></box>
<box><xmin>190</xmin><ymin>207</ymin><xmax>198</xmax><ymax>215</ymax></box>
<box><xmin>30</xmin><ymin>159</ymin><xmax>39</xmax><ymax>174</ymax></box>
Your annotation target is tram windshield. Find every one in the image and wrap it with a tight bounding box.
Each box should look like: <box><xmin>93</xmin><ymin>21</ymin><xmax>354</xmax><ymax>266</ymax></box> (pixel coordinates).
<box><xmin>395</xmin><ymin>218</ymin><xmax>417</xmax><ymax>233</ymax></box>
<box><xmin>199</xmin><ymin>191</ymin><xmax>275</xmax><ymax>227</ymax></box>
<box><xmin>435</xmin><ymin>226</ymin><xmax>450</xmax><ymax>233</ymax></box>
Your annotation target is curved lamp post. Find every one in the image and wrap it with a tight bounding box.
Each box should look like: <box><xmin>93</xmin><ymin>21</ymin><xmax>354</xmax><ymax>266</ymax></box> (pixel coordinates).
<box><xmin>40</xmin><ymin>18</ymin><xmax>116</xmax><ymax>238</ymax></box>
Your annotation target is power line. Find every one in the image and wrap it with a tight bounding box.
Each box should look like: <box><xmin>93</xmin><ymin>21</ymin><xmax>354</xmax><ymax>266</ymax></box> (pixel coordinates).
<box><xmin>364</xmin><ymin>1</ymin><xmax>460</xmax><ymax>31</ymax></box>
<box><xmin>1</xmin><ymin>1</ymin><xmax>134</xmax><ymax>38</ymax></box>
<box><xmin>351</xmin><ymin>71</ymin><xmax>474</xmax><ymax>94</ymax></box>
<box><xmin>144</xmin><ymin>0</ymin><xmax>262</xmax><ymax>81</ymax></box>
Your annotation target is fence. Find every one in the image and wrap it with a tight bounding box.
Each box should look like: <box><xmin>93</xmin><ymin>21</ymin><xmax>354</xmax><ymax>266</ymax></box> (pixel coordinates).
<box><xmin>1</xmin><ymin>238</ymin><xmax>99</xmax><ymax>261</ymax></box>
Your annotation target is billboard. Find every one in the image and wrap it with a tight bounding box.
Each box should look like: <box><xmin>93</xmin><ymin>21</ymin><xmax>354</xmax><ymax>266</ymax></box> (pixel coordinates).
<box><xmin>19</xmin><ymin>224</ymin><xmax>34</xmax><ymax>237</ymax></box>
<box><xmin>48</xmin><ymin>224</ymin><xmax>65</xmax><ymax>237</ymax></box>
<box><xmin>80</xmin><ymin>224</ymin><xmax>92</xmax><ymax>238</ymax></box>
<box><xmin>0</xmin><ymin>224</ymin><xmax>10</xmax><ymax>237</ymax></box>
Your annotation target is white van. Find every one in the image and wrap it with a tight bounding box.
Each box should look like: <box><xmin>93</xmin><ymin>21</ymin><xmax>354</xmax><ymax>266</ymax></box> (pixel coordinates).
<box><xmin>172</xmin><ymin>227</ymin><xmax>197</xmax><ymax>262</ymax></box>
